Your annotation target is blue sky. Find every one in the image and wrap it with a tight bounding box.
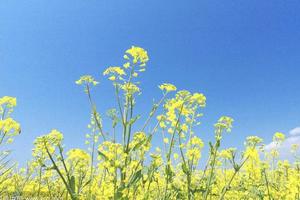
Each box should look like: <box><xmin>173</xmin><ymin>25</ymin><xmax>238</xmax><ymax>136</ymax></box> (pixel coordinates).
<box><xmin>1</xmin><ymin>0</ymin><xmax>300</xmax><ymax>164</ymax></box>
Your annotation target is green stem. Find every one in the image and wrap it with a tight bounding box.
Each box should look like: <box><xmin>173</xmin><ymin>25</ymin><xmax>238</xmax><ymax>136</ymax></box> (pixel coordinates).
<box><xmin>164</xmin><ymin>105</ymin><xmax>184</xmax><ymax>200</ymax></box>
<box><xmin>141</xmin><ymin>93</ymin><xmax>167</xmax><ymax>132</ymax></box>
<box><xmin>218</xmin><ymin>156</ymin><xmax>249</xmax><ymax>200</ymax></box>
<box><xmin>203</xmin><ymin>133</ymin><xmax>221</xmax><ymax>200</ymax></box>
<box><xmin>86</xmin><ymin>84</ymin><xmax>106</xmax><ymax>141</ymax></box>
<box><xmin>45</xmin><ymin>144</ymin><xmax>77</xmax><ymax>200</ymax></box>
<box><xmin>263</xmin><ymin>169</ymin><xmax>272</xmax><ymax>200</ymax></box>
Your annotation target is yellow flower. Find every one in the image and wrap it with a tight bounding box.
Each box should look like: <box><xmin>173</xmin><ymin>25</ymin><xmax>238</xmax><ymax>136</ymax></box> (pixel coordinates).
<box><xmin>75</xmin><ymin>75</ymin><xmax>99</xmax><ymax>86</ymax></box>
<box><xmin>125</xmin><ymin>46</ymin><xmax>149</xmax><ymax>65</ymax></box>
<box><xmin>186</xmin><ymin>148</ymin><xmax>201</xmax><ymax>161</ymax></box>
<box><xmin>0</xmin><ymin>96</ymin><xmax>17</xmax><ymax>108</ymax></box>
<box><xmin>158</xmin><ymin>83</ymin><xmax>177</xmax><ymax>93</ymax></box>
<box><xmin>181</xmin><ymin>123</ymin><xmax>188</xmax><ymax>132</ymax></box>
<box><xmin>150</xmin><ymin>153</ymin><xmax>163</xmax><ymax>167</ymax></box>
<box><xmin>0</xmin><ymin>118</ymin><xmax>21</xmax><ymax>135</ymax></box>
<box><xmin>163</xmin><ymin>138</ymin><xmax>169</xmax><ymax>144</ymax></box>
<box><xmin>273</xmin><ymin>132</ymin><xmax>285</xmax><ymax>143</ymax></box>
<box><xmin>109</xmin><ymin>76</ymin><xmax>116</xmax><ymax>81</ymax></box>
<box><xmin>103</xmin><ymin>66</ymin><xmax>125</xmax><ymax>76</ymax></box>
<box><xmin>219</xmin><ymin>148</ymin><xmax>236</xmax><ymax>160</ymax></box>
<box><xmin>214</xmin><ymin>116</ymin><xmax>234</xmax><ymax>132</ymax></box>
<box><xmin>67</xmin><ymin>148</ymin><xmax>90</xmax><ymax>167</ymax></box>
<box><xmin>121</xmin><ymin>82</ymin><xmax>140</xmax><ymax>95</ymax></box>
<box><xmin>6</xmin><ymin>138</ymin><xmax>14</xmax><ymax>144</ymax></box>
<box><xmin>0</xmin><ymin>96</ymin><xmax>17</xmax><ymax>115</ymax></box>
<box><xmin>191</xmin><ymin>92</ymin><xmax>206</xmax><ymax>107</ymax></box>
<box><xmin>123</xmin><ymin>62</ymin><xmax>130</xmax><ymax>68</ymax></box>
<box><xmin>103</xmin><ymin>66</ymin><xmax>126</xmax><ymax>81</ymax></box>
<box><xmin>245</xmin><ymin>136</ymin><xmax>263</xmax><ymax>147</ymax></box>
<box><xmin>173</xmin><ymin>153</ymin><xmax>179</xmax><ymax>159</ymax></box>
<box><xmin>189</xmin><ymin>136</ymin><xmax>204</xmax><ymax>147</ymax></box>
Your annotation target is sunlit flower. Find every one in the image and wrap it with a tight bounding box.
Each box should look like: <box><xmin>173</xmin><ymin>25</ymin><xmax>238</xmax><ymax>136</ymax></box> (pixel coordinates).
<box><xmin>158</xmin><ymin>83</ymin><xmax>177</xmax><ymax>93</ymax></box>
<box><xmin>75</xmin><ymin>75</ymin><xmax>99</xmax><ymax>86</ymax></box>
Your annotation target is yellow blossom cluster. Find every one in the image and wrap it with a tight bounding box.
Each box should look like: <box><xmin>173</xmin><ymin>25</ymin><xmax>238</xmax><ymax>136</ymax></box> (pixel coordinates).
<box><xmin>1</xmin><ymin>47</ymin><xmax>300</xmax><ymax>200</ymax></box>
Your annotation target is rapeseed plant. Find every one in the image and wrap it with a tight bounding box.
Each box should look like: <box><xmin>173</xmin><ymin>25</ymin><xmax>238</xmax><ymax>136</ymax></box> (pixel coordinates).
<box><xmin>0</xmin><ymin>47</ymin><xmax>299</xmax><ymax>200</ymax></box>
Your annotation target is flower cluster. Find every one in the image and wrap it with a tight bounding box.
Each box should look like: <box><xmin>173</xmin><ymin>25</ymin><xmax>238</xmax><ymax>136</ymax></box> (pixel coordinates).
<box><xmin>1</xmin><ymin>47</ymin><xmax>300</xmax><ymax>200</ymax></box>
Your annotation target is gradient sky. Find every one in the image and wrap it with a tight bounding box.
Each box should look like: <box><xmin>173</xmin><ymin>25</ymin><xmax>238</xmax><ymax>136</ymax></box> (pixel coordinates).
<box><xmin>1</xmin><ymin>0</ymin><xmax>300</xmax><ymax>164</ymax></box>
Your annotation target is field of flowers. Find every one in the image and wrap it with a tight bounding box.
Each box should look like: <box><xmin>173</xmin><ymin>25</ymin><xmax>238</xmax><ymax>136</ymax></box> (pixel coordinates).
<box><xmin>0</xmin><ymin>46</ymin><xmax>299</xmax><ymax>200</ymax></box>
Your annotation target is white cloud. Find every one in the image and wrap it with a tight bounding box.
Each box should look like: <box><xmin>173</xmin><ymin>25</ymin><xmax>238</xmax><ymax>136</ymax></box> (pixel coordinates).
<box><xmin>264</xmin><ymin>141</ymin><xmax>276</xmax><ymax>151</ymax></box>
<box><xmin>264</xmin><ymin>127</ymin><xmax>300</xmax><ymax>160</ymax></box>
<box><xmin>290</xmin><ymin>127</ymin><xmax>300</xmax><ymax>136</ymax></box>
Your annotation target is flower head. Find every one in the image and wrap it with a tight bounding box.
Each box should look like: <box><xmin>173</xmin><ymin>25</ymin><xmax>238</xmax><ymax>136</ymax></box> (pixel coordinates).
<box><xmin>214</xmin><ymin>116</ymin><xmax>234</xmax><ymax>132</ymax></box>
<box><xmin>0</xmin><ymin>96</ymin><xmax>17</xmax><ymax>115</ymax></box>
<box><xmin>159</xmin><ymin>83</ymin><xmax>177</xmax><ymax>93</ymax></box>
<box><xmin>121</xmin><ymin>83</ymin><xmax>140</xmax><ymax>95</ymax></box>
<box><xmin>0</xmin><ymin>96</ymin><xmax>17</xmax><ymax>108</ymax></box>
<box><xmin>76</xmin><ymin>75</ymin><xmax>99</xmax><ymax>86</ymax></box>
<box><xmin>0</xmin><ymin>118</ymin><xmax>21</xmax><ymax>137</ymax></box>
<box><xmin>245</xmin><ymin>136</ymin><xmax>263</xmax><ymax>147</ymax></box>
<box><xmin>125</xmin><ymin>46</ymin><xmax>149</xmax><ymax>66</ymax></box>
<box><xmin>273</xmin><ymin>132</ymin><xmax>285</xmax><ymax>144</ymax></box>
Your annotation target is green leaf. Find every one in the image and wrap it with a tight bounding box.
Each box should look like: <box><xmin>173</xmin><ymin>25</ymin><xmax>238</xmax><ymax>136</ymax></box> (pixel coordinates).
<box><xmin>128</xmin><ymin>115</ymin><xmax>141</xmax><ymax>125</ymax></box>
<box><xmin>70</xmin><ymin>175</ymin><xmax>76</xmax><ymax>193</ymax></box>
<box><xmin>181</xmin><ymin>163</ymin><xmax>189</xmax><ymax>175</ymax></box>
<box><xmin>128</xmin><ymin>169</ymin><xmax>142</xmax><ymax>186</ymax></box>
<box><xmin>98</xmin><ymin>150</ymin><xmax>109</xmax><ymax>161</ymax></box>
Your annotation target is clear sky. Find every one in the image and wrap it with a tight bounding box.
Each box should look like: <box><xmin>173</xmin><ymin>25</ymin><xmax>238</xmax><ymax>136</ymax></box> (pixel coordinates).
<box><xmin>1</xmin><ymin>0</ymin><xmax>300</xmax><ymax>164</ymax></box>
